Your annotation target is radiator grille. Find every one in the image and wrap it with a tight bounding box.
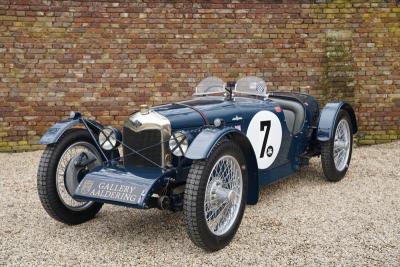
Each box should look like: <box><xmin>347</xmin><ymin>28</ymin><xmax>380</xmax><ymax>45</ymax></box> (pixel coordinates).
<box><xmin>123</xmin><ymin>127</ymin><xmax>162</xmax><ymax>168</ymax></box>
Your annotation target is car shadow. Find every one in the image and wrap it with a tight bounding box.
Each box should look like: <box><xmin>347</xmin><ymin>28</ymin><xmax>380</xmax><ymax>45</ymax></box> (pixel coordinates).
<box><xmin>88</xmin><ymin>207</ymin><xmax>188</xmax><ymax>246</ymax></box>
<box><xmin>258</xmin><ymin>159</ymin><xmax>327</xmax><ymax>200</ymax></box>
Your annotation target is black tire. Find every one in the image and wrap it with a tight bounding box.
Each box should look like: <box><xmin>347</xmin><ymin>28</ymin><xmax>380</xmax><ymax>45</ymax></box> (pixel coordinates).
<box><xmin>321</xmin><ymin>110</ymin><xmax>353</xmax><ymax>182</ymax></box>
<box><xmin>183</xmin><ymin>140</ymin><xmax>248</xmax><ymax>251</ymax></box>
<box><xmin>37</xmin><ymin>128</ymin><xmax>104</xmax><ymax>225</ymax></box>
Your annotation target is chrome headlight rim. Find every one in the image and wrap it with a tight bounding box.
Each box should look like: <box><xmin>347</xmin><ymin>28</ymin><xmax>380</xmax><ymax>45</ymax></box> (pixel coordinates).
<box><xmin>169</xmin><ymin>131</ymin><xmax>189</xmax><ymax>157</ymax></box>
<box><xmin>98</xmin><ymin>126</ymin><xmax>121</xmax><ymax>151</ymax></box>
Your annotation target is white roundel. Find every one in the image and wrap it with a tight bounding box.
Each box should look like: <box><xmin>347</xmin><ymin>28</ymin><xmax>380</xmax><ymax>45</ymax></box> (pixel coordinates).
<box><xmin>246</xmin><ymin>110</ymin><xmax>282</xmax><ymax>169</ymax></box>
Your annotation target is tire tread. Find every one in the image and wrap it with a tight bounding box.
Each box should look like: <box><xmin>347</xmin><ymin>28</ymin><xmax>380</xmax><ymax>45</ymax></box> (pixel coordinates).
<box><xmin>36</xmin><ymin>129</ymin><xmax>103</xmax><ymax>225</ymax></box>
<box><xmin>321</xmin><ymin>110</ymin><xmax>353</xmax><ymax>182</ymax></box>
<box><xmin>183</xmin><ymin>140</ymin><xmax>247</xmax><ymax>251</ymax></box>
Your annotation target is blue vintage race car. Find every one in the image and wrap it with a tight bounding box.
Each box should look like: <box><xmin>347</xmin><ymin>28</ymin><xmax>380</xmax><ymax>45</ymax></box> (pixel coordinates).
<box><xmin>37</xmin><ymin>76</ymin><xmax>357</xmax><ymax>251</ymax></box>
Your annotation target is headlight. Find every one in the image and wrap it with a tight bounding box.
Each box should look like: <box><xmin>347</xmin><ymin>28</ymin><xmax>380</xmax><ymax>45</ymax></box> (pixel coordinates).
<box><xmin>99</xmin><ymin>126</ymin><xmax>121</xmax><ymax>150</ymax></box>
<box><xmin>169</xmin><ymin>131</ymin><xmax>188</xmax><ymax>157</ymax></box>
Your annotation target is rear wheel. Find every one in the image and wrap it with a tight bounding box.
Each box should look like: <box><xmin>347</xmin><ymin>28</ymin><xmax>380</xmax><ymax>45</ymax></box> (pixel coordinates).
<box><xmin>184</xmin><ymin>140</ymin><xmax>248</xmax><ymax>251</ymax></box>
<box><xmin>321</xmin><ymin>110</ymin><xmax>353</xmax><ymax>182</ymax></box>
<box><xmin>37</xmin><ymin>128</ymin><xmax>104</xmax><ymax>225</ymax></box>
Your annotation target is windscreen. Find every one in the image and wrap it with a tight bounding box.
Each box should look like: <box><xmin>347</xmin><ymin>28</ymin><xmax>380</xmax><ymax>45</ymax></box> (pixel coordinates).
<box><xmin>235</xmin><ymin>76</ymin><xmax>267</xmax><ymax>97</ymax></box>
<box><xmin>194</xmin><ymin>76</ymin><xmax>225</xmax><ymax>95</ymax></box>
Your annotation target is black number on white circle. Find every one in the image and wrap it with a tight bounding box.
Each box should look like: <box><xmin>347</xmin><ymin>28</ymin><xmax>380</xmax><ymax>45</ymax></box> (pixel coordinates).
<box><xmin>260</xmin><ymin>120</ymin><xmax>271</xmax><ymax>158</ymax></box>
<box><xmin>247</xmin><ymin>111</ymin><xmax>282</xmax><ymax>169</ymax></box>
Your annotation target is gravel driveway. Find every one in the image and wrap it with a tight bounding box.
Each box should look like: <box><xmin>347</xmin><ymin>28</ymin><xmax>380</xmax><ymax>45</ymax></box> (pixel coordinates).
<box><xmin>1</xmin><ymin>142</ymin><xmax>399</xmax><ymax>266</ymax></box>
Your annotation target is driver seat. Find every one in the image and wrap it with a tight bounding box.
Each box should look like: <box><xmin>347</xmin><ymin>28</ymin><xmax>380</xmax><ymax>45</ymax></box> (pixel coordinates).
<box><xmin>270</xmin><ymin>97</ymin><xmax>305</xmax><ymax>134</ymax></box>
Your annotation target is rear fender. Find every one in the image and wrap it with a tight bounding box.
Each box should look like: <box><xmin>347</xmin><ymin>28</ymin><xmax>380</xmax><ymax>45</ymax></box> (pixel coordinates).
<box><xmin>317</xmin><ymin>102</ymin><xmax>357</xmax><ymax>142</ymax></box>
<box><xmin>185</xmin><ymin>127</ymin><xmax>259</xmax><ymax>205</ymax></box>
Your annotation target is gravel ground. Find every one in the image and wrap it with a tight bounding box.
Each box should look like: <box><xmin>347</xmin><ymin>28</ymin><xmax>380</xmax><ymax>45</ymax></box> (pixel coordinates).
<box><xmin>0</xmin><ymin>142</ymin><xmax>399</xmax><ymax>266</ymax></box>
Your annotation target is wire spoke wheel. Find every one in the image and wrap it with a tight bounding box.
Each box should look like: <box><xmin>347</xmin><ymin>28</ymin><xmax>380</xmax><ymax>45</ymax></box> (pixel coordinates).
<box><xmin>184</xmin><ymin>140</ymin><xmax>248</xmax><ymax>251</ymax></box>
<box><xmin>37</xmin><ymin>129</ymin><xmax>105</xmax><ymax>225</ymax></box>
<box><xmin>204</xmin><ymin>155</ymin><xmax>243</xmax><ymax>236</ymax></box>
<box><xmin>333</xmin><ymin>119</ymin><xmax>351</xmax><ymax>172</ymax></box>
<box><xmin>56</xmin><ymin>141</ymin><xmax>101</xmax><ymax>211</ymax></box>
<box><xmin>321</xmin><ymin>110</ymin><xmax>353</xmax><ymax>182</ymax></box>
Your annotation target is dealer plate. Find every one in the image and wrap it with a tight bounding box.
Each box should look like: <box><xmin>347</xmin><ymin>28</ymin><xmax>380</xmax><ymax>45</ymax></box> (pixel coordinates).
<box><xmin>75</xmin><ymin>176</ymin><xmax>150</xmax><ymax>206</ymax></box>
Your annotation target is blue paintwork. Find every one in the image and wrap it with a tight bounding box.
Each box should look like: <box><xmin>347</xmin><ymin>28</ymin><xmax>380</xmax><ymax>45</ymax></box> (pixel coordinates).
<box><xmin>98</xmin><ymin>94</ymin><xmax>324</xmax><ymax>207</ymax></box>
<box><xmin>39</xmin><ymin>119</ymin><xmax>80</xmax><ymax>144</ymax></box>
<box><xmin>258</xmin><ymin>162</ymin><xmax>296</xmax><ymax>187</ymax></box>
<box><xmin>158</xmin><ymin>95</ymin><xmax>313</xmax><ymax>204</ymax></box>
<box><xmin>185</xmin><ymin>127</ymin><xmax>244</xmax><ymax>160</ymax></box>
<box><xmin>43</xmin><ymin>93</ymin><xmax>356</xmax><ymax>209</ymax></box>
<box><xmin>317</xmin><ymin>101</ymin><xmax>357</xmax><ymax>142</ymax></box>
<box><xmin>154</xmin><ymin>98</ymin><xmax>232</xmax><ymax>129</ymax></box>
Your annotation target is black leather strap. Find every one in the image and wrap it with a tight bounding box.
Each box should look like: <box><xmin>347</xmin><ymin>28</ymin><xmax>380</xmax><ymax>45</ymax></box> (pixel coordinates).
<box><xmin>172</xmin><ymin>102</ymin><xmax>209</xmax><ymax>125</ymax></box>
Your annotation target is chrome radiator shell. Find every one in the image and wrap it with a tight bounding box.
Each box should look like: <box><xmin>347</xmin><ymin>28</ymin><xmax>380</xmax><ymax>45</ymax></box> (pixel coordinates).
<box><xmin>123</xmin><ymin>110</ymin><xmax>171</xmax><ymax>168</ymax></box>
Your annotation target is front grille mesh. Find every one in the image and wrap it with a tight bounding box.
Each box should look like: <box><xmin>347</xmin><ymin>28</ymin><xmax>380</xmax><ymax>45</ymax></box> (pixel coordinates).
<box><xmin>123</xmin><ymin>127</ymin><xmax>162</xmax><ymax>168</ymax></box>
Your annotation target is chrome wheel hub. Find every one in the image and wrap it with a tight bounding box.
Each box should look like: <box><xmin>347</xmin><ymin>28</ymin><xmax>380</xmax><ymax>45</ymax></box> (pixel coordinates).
<box><xmin>204</xmin><ymin>155</ymin><xmax>243</xmax><ymax>236</ymax></box>
<box><xmin>333</xmin><ymin>119</ymin><xmax>351</xmax><ymax>171</ymax></box>
<box><xmin>211</xmin><ymin>182</ymin><xmax>237</xmax><ymax>204</ymax></box>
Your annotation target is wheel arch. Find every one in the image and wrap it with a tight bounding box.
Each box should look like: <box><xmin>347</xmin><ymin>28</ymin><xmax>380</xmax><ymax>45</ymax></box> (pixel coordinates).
<box><xmin>317</xmin><ymin>102</ymin><xmax>357</xmax><ymax>142</ymax></box>
<box><xmin>39</xmin><ymin>119</ymin><xmax>81</xmax><ymax>145</ymax></box>
<box><xmin>37</xmin><ymin>128</ymin><xmax>105</xmax><ymax>224</ymax></box>
<box><xmin>39</xmin><ymin>112</ymin><xmax>104</xmax><ymax>145</ymax></box>
<box><xmin>185</xmin><ymin>127</ymin><xmax>259</xmax><ymax>205</ymax></box>
<box><xmin>226</xmin><ymin>131</ymin><xmax>259</xmax><ymax>205</ymax></box>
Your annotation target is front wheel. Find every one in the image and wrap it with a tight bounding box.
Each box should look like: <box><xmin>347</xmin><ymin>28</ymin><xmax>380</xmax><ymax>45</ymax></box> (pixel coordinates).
<box><xmin>37</xmin><ymin>128</ymin><xmax>104</xmax><ymax>225</ymax></box>
<box><xmin>183</xmin><ymin>140</ymin><xmax>248</xmax><ymax>251</ymax></box>
<box><xmin>321</xmin><ymin>110</ymin><xmax>353</xmax><ymax>182</ymax></box>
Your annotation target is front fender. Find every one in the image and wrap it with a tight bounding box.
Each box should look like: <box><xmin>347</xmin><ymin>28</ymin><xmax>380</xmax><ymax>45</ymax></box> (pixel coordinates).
<box><xmin>317</xmin><ymin>101</ymin><xmax>357</xmax><ymax>142</ymax></box>
<box><xmin>185</xmin><ymin>127</ymin><xmax>242</xmax><ymax>160</ymax></box>
<box><xmin>39</xmin><ymin>119</ymin><xmax>80</xmax><ymax>145</ymax></box>
<box><xmin>39</xmin><ymin>112</ymin><xmax>105</xmax><ymax>145</ymax></box>
<box><xmin>185</xmin><ymin>127</ymin><xmax>260</xmax><ymax>205</ymax></box>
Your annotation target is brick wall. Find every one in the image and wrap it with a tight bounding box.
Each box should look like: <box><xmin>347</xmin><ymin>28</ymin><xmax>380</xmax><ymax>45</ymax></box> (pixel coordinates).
<box><xmin>0</xmin><ymin>0</ymin><xmax>399</xmax><ymax>151</ymax></box>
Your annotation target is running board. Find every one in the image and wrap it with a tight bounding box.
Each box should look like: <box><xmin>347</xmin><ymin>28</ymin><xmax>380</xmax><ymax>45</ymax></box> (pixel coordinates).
<box><xmin>73</xmin><ymin>167</ymin><xmax>165</xmax><ymax>209</ymax></box>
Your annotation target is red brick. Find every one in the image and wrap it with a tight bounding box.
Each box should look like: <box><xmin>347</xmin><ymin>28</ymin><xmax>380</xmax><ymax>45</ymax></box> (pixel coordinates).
<box><xmin>0</xmin><ymin>0</ymin><xmax>398</xmax><ymax>151</ymax></box>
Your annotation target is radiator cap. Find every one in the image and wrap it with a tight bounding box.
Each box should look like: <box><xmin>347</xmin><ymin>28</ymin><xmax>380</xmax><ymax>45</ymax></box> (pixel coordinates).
<box><xmin>140</xmin><ymin>104</ymin><xmax>149</xmax><ymax>115</ymax></box>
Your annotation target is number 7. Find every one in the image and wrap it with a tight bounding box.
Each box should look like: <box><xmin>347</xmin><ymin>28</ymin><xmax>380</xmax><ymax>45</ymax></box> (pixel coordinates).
<box><xmin>260</xmin><ymin>120</ymin><xmax>271</xmax><ymax>158</ymax></box>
